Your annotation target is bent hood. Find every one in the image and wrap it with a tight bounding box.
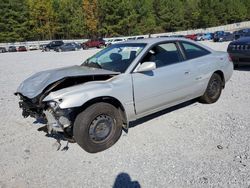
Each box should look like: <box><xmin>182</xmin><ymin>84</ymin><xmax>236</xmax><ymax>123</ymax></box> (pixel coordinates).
<box><xmin>16</xmin><ymin>65</ymin><xmax>119</xmax><ymax>98</ymax></box>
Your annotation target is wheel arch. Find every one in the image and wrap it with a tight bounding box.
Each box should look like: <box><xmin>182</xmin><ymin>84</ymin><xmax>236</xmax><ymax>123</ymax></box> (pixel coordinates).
<box><xmin>214</xmin><ymin>70</ymin><xmax>225</xmax><ymax>88</ymax></box>
<box><xmin>76</xmin><ymin>96</ymin><xmax>129</xmax><ymax>130</ymax></box>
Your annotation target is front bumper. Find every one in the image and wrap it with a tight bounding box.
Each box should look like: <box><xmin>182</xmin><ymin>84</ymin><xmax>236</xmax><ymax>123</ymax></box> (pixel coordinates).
<box><xmin>44</xmin><ymin>107</ymin><xmax>72</xmax><ymax>133</ymax></box>
<box><xmin>16</xmin><ymin>93</ymin><xmax>73</xmax><ymax>133</ymax></box>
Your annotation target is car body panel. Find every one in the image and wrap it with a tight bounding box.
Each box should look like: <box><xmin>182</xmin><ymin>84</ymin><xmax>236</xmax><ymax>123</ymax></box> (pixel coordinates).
<box><xmin>43</xmin><ymin>74</ymin><xmax>136</xmax><ymax>121</ymax></box>
<box><xmin>16</xmin><ymin>37</ymin><xmax>233</xmax><ymax>131</ymax></box>
<box><xmin>132</xmin><ymin>61</ymin><xmax>193</xmax><ymax>115</ymax></box>
<box><xmin>16</xmin><ymin>65</ymin><xmax>119</xmax><ymax>99</ymax></box>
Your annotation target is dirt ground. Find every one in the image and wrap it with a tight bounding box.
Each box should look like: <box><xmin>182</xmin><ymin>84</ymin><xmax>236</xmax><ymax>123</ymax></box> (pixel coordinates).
<box><xmin>0</xmin><ymin>41</ymin><xmax>249</xmax><ymax>188</ymax></box>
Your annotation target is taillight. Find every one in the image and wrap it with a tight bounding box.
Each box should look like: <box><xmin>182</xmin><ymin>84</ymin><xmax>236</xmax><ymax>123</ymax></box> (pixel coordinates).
<box><xmin>228</xmin><ymin>54</ymin><xmax>233</xmax><ymax>62</ymax></box>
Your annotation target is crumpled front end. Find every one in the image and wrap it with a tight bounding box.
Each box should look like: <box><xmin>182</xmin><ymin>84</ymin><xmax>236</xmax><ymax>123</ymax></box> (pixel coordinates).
<box><xmin>43</xmin><ymin>102</ymin><xmax>73</xmax><ymax>134</ymax></box>
<box><xmin>16</xmin><ymin>93</ymin><xmax>74</xmax><ymax>134</ymax></box>
<box><xmin>15</xmin><ymin>65</ymin><xmax>119</xmax><ymax>136</ymax></box>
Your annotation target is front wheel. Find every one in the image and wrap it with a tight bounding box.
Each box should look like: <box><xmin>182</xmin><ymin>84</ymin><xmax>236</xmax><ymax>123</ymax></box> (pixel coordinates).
<box><xmin>73</xmin><ymin>102</ymin><xmax>122</xmax><ymax>153</ymax></box>
<box><xmin>199</xmin><ymin>73</ymin><xmax>223</xmax><ymax>104</ymax></box>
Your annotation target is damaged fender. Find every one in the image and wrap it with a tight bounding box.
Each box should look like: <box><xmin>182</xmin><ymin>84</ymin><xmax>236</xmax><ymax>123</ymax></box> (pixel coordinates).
<box><xmin>42</xmin><ymin>74</ymin><xmax>135</xmax><ymax>129</ymax></box>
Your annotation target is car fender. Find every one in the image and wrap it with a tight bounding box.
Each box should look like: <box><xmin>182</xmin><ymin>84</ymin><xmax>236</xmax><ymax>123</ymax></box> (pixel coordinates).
<box><xmin>43</xmin><ymin>74</ymin><xmax>136</xmax><ymax>122</ymax></box>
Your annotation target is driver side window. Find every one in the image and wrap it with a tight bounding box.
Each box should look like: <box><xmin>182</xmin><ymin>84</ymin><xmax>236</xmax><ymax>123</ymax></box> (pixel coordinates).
<box><xmin>142</xmin><ymin>42</ymin><xmax>182</xmax><ymax>68</ymax></box>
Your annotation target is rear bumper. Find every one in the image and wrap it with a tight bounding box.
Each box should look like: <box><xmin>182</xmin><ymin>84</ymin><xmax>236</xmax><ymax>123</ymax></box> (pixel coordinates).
<box><xmin>229</xmin><ymin>52</ymin><xmax>250</xmax><ymax>65</ymax></box>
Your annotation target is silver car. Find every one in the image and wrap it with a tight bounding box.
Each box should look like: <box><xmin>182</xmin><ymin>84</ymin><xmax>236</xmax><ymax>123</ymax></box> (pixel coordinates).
<box><xmin>15</xmin><ymin>38</ymin><xmax>233</xmax><ymax>153</ymax></box>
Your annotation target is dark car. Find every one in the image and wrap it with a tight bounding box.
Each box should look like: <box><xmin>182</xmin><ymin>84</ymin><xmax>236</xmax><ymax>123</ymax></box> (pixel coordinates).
<box><xmin>18</xmin><ymin>46</ymin><xmax>27</xmax><ymax>52</ymax></box>
<box><xmin>55</xmin><ymin>42</ymin><xmax>81</xmax><ymax>52</ymax></box>
<box><xmin>214</xmin><ymin>31</ymin><xmax>234</xmax><ymax>42</ymax></box>
<box><xmin>8</xmin><ymin>46</ymin><xmax>17</xmax><ymax>52</ymax></box>
<box><xmin>44</xmin><ymin>41</ymin><xmax>64</xmax><ymax>51</ymax></box>
<box><xmin>82</xmin><ymin>38</ymin><xmax>105</xmax><ymax>49</ymax></box>
<box><xmin>234</xmin><ymin>28</ymin><xmax>250</xmax><ymax>40</ymax></box>
<box><xmin>227</xmin><ymin>37</ymin><xmax>250</xmax><ymax>68</ymax></box>
<box><xmin>0</xmin><ymin>47</ymin><xmax>7</xmax><ymax>53</ymax></box>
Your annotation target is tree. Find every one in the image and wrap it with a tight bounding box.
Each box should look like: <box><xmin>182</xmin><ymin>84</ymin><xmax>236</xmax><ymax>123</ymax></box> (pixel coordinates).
<box><xmin>54</xmin><ymin>0</ymin><xmax>85</xmax><ymax>39</ymax></box>
<box><xmin>225</xmin><ymin>0</ymin><xmax>247</xmax><ymax>23</ymax></box>
<box><xmin>132</xmin><ymin>0</ymin><xmax>158</xmax><ymax>35</ymax></box>
<box><xmin>0</xmin><ymin>0</ymin><xmax>30</xmax><ymax>42</ymax></box>
<box><xmin>183</xmin><ymin>0</ymin><xmax>201</xmax><ymax>30</ymax></box>
<box><xmin>27</xmin><ymin>0</ymin><xmax>57</xmax><ymax>40</ymax></box>
<box><xmin>83</xmin><ymin>0</ymin><xmax>98</xmax><ymax>37</ymax></box>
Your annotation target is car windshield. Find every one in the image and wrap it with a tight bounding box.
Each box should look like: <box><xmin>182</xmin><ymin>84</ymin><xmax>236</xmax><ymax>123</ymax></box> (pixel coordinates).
<box><xmin>82</xmin><ymin>43</ymin><xmax>146</xmax><ymax>73</ymax></box>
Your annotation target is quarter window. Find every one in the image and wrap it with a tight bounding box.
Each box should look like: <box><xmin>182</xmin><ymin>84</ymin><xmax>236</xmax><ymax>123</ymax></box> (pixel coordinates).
<box><xmin>181</xmin><ymin>42</ymin><xmax>210</xmax><ymax>60</ymax></box>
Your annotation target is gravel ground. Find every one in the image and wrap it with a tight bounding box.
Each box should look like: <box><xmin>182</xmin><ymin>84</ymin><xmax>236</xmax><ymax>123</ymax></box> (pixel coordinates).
<box><xmin>0</xmin><ymin>41</ymin><xmax>250</xmax><ymax>188</ymax></box>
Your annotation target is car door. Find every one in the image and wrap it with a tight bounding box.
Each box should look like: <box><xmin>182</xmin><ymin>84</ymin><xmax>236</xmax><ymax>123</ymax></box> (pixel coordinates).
<box><xmin>132</xmin><ymin>42</ymin><xmax>194</xmax><ymax>116</ymax></box>
<box><xmin>179</xmin><ymin>41</ymin><xmax>212</xmax><ymax>95</ymax></box>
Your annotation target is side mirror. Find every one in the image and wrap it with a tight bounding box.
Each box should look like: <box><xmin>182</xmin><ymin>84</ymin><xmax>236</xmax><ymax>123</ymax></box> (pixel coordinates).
<box><xmin>136</xmin><ymin>62</ymin><xmax>156</xmax><ymax>73</ymax></box>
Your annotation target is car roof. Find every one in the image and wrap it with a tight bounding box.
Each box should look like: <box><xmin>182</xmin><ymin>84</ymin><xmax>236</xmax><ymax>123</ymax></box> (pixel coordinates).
<box><xmin>122</xmin><ymin>37</ymin><xmax>195</xmax><ymax>44</ymax></box>
<box><xmin>120</xmin><ymin>37</ymin><xmax>214</xmax><ymax>52</ymax></box>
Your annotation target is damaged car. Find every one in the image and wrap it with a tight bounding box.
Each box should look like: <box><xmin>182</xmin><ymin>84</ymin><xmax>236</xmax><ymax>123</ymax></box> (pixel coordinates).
<box><xmin>15</xmin><ymin>38</ymin><xmax>233</xmax><ymax>153</ymax></box>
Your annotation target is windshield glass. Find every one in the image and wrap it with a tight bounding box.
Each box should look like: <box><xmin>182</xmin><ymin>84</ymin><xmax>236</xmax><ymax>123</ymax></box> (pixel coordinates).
<box><xmin>82</xmin><ymin>43</ymin><xmax>146</xmax><ymax>73</ymax></box>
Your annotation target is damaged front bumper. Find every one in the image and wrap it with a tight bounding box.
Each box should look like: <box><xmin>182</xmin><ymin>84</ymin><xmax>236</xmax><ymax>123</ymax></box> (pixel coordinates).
<box><xmin>44</xmin><ymin>107</ymin><xmax>72</xmax><ymax>134</ymax></box>
<box><xmin>16</xmin><ymin>93</ymin><xmax>73</xmax><ymax>134</ymax></box>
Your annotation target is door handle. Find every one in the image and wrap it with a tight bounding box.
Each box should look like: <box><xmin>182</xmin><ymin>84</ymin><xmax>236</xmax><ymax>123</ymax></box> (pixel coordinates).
<box><xmin>184</xmin><ymin>71</ymin><xmax>190</xmax><ymax>75</ymax></box>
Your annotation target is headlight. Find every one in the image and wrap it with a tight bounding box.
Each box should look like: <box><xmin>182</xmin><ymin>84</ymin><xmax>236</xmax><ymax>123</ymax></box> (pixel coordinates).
<box><xmin>48</xmin><ymin>101</ymin><xmax>58</xmax><ymax>110</ymax></box>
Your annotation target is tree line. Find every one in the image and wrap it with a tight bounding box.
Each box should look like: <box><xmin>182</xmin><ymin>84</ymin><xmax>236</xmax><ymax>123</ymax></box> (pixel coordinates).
<box><xmin>0</xmin><ymin>0</ymin><xmax>249</xmax><ymax>43</ymax></box>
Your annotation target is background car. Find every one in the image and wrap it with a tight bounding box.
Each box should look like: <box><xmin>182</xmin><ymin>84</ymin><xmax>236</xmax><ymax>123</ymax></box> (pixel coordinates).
<box><xmin>227</xmin><ymin>37</ymin><xmax>250</xmax><ymax>68</ymax></box>
<box><xmin>195</xmin><ymin>33</ymin><xmax>204</xmax><ymax>41</ymax></box>
<box><xmin>8</xmin><ymin>46</ymin><xmax>17</xmax><ymax>52</ymax></box>
<box><xmin>44</xmin><ymin>41</ymin><xmax>64</xmax><ymax>51</ymax></box>
<box><xmin>214</xmin><ymin>31</ymin><xmax>234</xmax><ymax>42</ymax></box>
<box><xmin>28</xmin><ymin>45</ymin><xmax>38</xmax><ymax>51</ymax></box>
<box><xmin>82</xmin><ymin>38</ymin><xmax>105</xmax><ymax>49</ymax></box>
<box><xmin>18</xmin><ymin>46</ymin><xmax>27</xmax><ymax>52</ymax></box>
<box><xmin>234</xmin><ymin>28</ymin><xmax>250</xmax><ymax>40</ymax></box>
<box><xmin>202</xmin><ymin>33</ymin><xmax>214</xmax><ymax>40</ymax></box>
<box><xmin>185</xmin><ymin>34</ymin><xmax>197</xmax><ymax>40</ymax></box>
<box><xmin>0</xmin><ymin>47</ymin><xmax>7</xmax><ymax>53</ymax></box>
<box><xmin>39</xmin><ymin>44</ymin><xmax>47</xmax><ymax>50</ymax></box>
<box><xmin>55</xmin><ymin>42</ymin><xmax>81</xmax><ymax>52</ymax></box>
<box><xmin>105</xmin><ymin>38</ymin><xmax>126</xmax><ymax>46</ymax></box>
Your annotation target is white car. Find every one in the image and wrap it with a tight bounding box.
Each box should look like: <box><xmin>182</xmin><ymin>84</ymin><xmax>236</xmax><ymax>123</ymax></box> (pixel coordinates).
<box><xmin>15</xmin><ymin>38</ymin><xmax>233</xmax><ymax>153</ymax></box>
<box><xmin>106</xmin><ymin>38</ymin><xmax>126</xmax><ymax>46</ymax></box>
<box><xmin>28</xmin><ymin>45</ymin><xmax>38</xmax><ymax>51</ymax></box>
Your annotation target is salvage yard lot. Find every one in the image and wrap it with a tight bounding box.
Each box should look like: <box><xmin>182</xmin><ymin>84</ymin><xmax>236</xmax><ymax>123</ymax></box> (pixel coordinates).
<box><xmin>0</xmin><ymin>41</ymin><xmax>249</xmax><ymax>187</ymax></box>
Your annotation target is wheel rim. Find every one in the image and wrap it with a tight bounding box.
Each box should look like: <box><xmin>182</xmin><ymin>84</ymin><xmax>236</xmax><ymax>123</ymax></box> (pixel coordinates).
<box><xmin>89</xmin><ymin>115</ymin><xmax>114</xmax><ymax>143</ymax></box>
<box><xmin>207</xmin><ymin>78</ymin><xmax>220</xmax><ymax>98</ymax></box>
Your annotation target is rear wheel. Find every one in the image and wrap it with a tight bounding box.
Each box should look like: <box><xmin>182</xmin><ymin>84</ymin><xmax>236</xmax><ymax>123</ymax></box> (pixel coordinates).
<box><xmin>199</xmin><ymin>73</ymin><xmax>223</xmax><ymax>104</ymax></box>
<box><xmin>73</xmin><ymin>102</ymin><xmax>122</xmax><ymax>153</ymax></box>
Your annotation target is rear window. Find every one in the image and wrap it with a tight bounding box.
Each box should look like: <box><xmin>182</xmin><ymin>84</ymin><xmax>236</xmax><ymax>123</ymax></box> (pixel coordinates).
<box><xmin>181</xmin><ymin>42</ymin><xmax>210</xmax><ymax>60</ymax></box>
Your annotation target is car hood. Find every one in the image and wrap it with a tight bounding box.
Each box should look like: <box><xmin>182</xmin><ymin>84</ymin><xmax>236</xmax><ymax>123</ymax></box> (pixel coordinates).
<box><xmin>16</xmin><ymin>65</ymin><xmax>119</xmax><ymax>98</ymax></box>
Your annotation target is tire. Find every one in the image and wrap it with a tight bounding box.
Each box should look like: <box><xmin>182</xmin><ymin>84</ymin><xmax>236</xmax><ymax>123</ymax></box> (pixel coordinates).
<box><xmin>199</xmin><ymin>73</ymin><xmax>223</xmax><ymax>104</ymax></box>
<box><xmin>73</xmin><ymin>102</ymin><xmax>122</xmax><ymax>153</ymax></box>
<box><xmin>82</xmin><ymin>44</ymin><xmax>88</xmax><ymax>50</ymax></box>
<box><xmin>97</xmin><ymin>44</ymin><xmax>104</xmax><ymax>48</ymax></box>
